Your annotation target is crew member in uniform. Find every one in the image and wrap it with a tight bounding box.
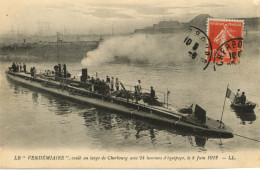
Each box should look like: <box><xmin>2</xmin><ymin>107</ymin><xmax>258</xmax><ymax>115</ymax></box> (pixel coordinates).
<box><xmin>137</xmin><ymin>80</ymin><xmax>142</xmax><ymax>94</ymax></box>
<box><xmin>63</xmin><ymin>64</ymin><xmax>67</xmax><ymax>78</ymax></box>
<box><xmin>23</xmin><ymin>63</ymin><xmax>26</xmax><ymax>73</ymax></box>
<box><xmin>150</xmin><ymin>86</ymin><xmax>155</xmax><ymax>104</ymax></box>
<box><xmin>115</xmin><ymin>78</ymin><xmax>120</xmax><ymax>91</ymax></box>
<box><xmin>111</xmin><ymin>77</ymin><xmax>114</xmax><ymax>91</ymax></box>
<box><xmin>240</xmin><ymin>92</ymin><xmax>246</xmax><ymax>105</ymax></box>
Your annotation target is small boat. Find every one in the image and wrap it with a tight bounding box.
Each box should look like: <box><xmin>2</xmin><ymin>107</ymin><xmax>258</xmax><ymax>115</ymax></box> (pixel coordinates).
<box><xmin>5</xmin><ymin>68</ymin><xmax>234</xmax><ymax>139</ymax></box>
<box><xmin>231</xmin><ymin>101</ymin><xmax>256</xmax><ymax>112</ymax></box>
<box><xmin>226</xmin><ymin>87</ymin><xmax>256</xmax><ymax>112</ymax></box>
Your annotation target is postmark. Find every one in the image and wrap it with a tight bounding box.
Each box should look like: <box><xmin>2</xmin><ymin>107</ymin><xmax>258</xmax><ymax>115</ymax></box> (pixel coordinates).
<box><xmin>183</xmin><ymin>26</ymin><xmax>212</xmax><ymax>70</ymax></box>
<box><xmin>183</xmin><ymin>18</ymin><xmax>244</xmax><ymax>71</ymax></box>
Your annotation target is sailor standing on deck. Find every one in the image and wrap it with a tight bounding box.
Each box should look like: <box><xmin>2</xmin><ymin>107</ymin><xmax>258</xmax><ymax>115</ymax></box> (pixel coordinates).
<box><xmin>111</xmin><ymin>77</ymin><xmax>114</xmax><ymax>91</ymax></box>
<box><xmin>19</xmin><ymin>63</ymin><xmax>22</xmax><ymax>72</ymax></box>
<box><xmin>63</xmin><ymin>64</ymin><xmax>67</xmax><ymax>78</ymax></box>
<box><xmin>23</xmin><ymin>63</ymin><xmax>26</xmax><ymax>73</ymax></box>
<box><xmin>16</xmin><ymin>63</ymin><xmax>19</xmax><ymax>72</ymax></box>
<box><xmin>115</xmin><ymin>78</ymin><xmax>120</xmax><ymax>91</ymax></box>
<box><xmin>137</xmin><ymin>80</ymin><xmax>142</xmax><ymax>94</ymax></box>
<box><xmin>11</xmin><ymin>63</ymin><xmax>16</xmax><ymax>72</ymax></box>
<box><xmin>58</xmin><ymin>64</ymin><xmax>61</xmax><ymax>77</ymax></box>
<box><xmin>106</xmin><ymin>76</ymin><xmax>110</xmax><ymax>89</ymax></box>
<box><xmin>91</xmin><ymin>77</ymin><xmax>95</xmax><ymax>92</ymax></box>
<box><xmin>32</xmin><ymin>67</ymin><xmax>37</xmax><ymax>78</ymax></box>
<box><xmin>150</xmin><ymin>86</ymin><xmax>155</xmax><ymax>103</ymax></box>
<box><xmin>30</xmin><ymin>67</ymin><xmax>33</xmax><ymax>77</ymax></box>
<box><xmin>106</xmin><ymin>76</ymin><xmax>110</xmax><ymax>83</ymax></box>
<box><xmin>134</xmin><ymin>80</ymin><xmax>142</xmax><ymax>103</ymax></box>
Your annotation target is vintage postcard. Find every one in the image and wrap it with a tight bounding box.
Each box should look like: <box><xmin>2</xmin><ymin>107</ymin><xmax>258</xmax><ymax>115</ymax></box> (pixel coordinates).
<box><xmin>0</xmin><ymin>0</ymin><xmax>259</xmax><ymax>168</ymax></box>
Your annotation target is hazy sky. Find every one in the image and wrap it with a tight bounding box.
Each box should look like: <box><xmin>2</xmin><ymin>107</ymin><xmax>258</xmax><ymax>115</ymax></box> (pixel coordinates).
<box><xmin>1</xmin><ymin>0</ymin><xmax>259</xmax><ymax>35</ymax></box>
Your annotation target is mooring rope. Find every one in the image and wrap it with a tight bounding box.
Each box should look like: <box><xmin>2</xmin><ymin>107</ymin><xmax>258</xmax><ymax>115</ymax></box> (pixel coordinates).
<box><xmin>233</xmin><ymin>133</ymin><xmax>260</xmax><ymax>142</ymax></box>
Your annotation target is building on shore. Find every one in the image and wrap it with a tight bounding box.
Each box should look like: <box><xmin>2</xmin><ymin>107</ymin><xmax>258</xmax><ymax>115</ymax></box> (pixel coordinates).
<box><xmin>134</xmin><ymin>19</ymin><xmax>187</xmax><ymax>34</ymax></box>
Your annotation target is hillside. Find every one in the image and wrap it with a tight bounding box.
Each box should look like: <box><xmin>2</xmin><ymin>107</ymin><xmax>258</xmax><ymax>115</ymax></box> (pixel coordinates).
<box><xmin>188</xmin><ymin>14</ymin><xmax>212</xmax><ymax>31</ymax></box>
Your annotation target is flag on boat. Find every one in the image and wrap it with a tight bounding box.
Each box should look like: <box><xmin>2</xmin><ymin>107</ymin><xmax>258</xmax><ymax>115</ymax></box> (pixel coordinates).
<box><xmin>226</xmin><ymin>88</ymin><xmax>235</xmax><ymax>101</ymax></box>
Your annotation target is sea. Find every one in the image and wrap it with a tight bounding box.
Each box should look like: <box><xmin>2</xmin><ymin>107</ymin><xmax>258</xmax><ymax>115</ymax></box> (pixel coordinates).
<box><xmin>0</xmin><ymin>34</ymin><xmax>260</xmax><ymax>153</ymax></box>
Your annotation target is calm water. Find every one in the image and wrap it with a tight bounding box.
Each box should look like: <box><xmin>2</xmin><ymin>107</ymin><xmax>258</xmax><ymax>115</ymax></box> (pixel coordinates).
<box><xmin>0</xmin><ymin>39</ymin><xmax>260</xmax><ymax>152</ymax></box>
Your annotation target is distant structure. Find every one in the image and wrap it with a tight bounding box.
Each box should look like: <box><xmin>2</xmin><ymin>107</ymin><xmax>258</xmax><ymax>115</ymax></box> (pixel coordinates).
<box><xmin>134</xmin><ymin>14</ymin><xmax>260</xmax><ymax>34</ymax></box>
<box><xmin>134</xmin><ymin>19</ymin><xmax>186</xmax><ymax>34</ymax></box>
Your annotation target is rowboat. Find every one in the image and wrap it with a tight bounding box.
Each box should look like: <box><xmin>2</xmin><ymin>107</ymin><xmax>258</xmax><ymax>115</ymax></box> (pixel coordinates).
<box><xmin>6</xmin><ymin>69</ymin><xmax>233</xmax><ymax>139</ymax></box>
<box><xmin>231</xmin><ymin>101</ymin><xmax>256</xmax><ymax>112</ymax></box>
<box><xmin>226</xmin><ymin>87</ymin><xmax>256</xmax><ymax>112</ymax></box>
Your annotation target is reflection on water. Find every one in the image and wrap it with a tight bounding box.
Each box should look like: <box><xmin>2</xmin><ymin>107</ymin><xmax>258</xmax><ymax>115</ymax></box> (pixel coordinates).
<box><xmin>234</xmin><ymin>110</ymin><xmax>256</xmax><ymax>125</ymax></box>
<box><xmin>9</xmin><ymin>81</ymin><xmax>211</xmax><ymax>150</ymax></box>
<box><xmin>195</xmin><ymin>137</ymin><xmax>207</xmax><ymax>148</ymax></box>
<box><xmin>1</xmin><ymin>60</ymin><xmax>260</xmax><ymax>151</ymax></box>
<box><xmin>55</xmin><ymin>102</ymin><xmax>72</xmax><ymax>115</ymax></box>
<box><xmin>79</xmin><ymin>100</ymin><xmax>209</xmax><ymax>148</ymax></box>
<box><xmin>32</xmin><ymin>91</ymin><xmax>39</xmax><ymax>104</ymax></box>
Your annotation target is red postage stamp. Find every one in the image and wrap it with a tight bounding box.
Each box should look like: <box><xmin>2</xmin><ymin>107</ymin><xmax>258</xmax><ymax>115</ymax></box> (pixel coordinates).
<box><xmin>207</xmin><ymin>19</ymin><xmax>244</xmax><ymax>64</ymax></box>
